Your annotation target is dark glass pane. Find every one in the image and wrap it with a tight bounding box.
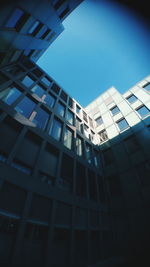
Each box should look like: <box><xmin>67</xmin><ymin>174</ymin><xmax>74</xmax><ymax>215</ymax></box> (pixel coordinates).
<box><xmin>64</xmin><ymin>127</ymin><xmax>73</xmax><ymax>150</ymax></box>
<box><xmin>111</xmin><ymin>106</ymin><xmax>120</xmax><ymax>116</ymax></box>
<box><xmin>117</xmin><ymin>119</ymin><xmax>129</xmax><ymax>131</ymax></box>
<box><xmin>31</xmin><ymin>84</ymin><xmax>45</xmax><ymax>98</ymax></box>
<box><xmin>45</xmin><ymin>93</ymin><xmax>55</xmax><ymax>108</ymax></box>
<box><xmin>127</xmin><ymin>94</ymin><xmax>137</xmax><ymax>103</ymax></box>
<box><xmin>21</xmin><ymin>75</ymin><xmax>35</xmax><ymax>87</ymax></box>
<box><xmin>56</xmin><ymin>102</ymin><xmax>65</xmax><ymax>117</ymax></box>
<box><xmin>5</xmin><ymin>8</ymin><xmax>24</xmax><ymax>28</ymax></box>
<box><xmin>49</xmin><ymin>118</ymin><xmax>62</xmax><ymax>141</ymax></box>
<box><xmin>32</xmin><ymin>108</ymin><xmax>49</xmax><ymax>129</ymax></box>
<box><xmin>66</xmin><ymin>110</ymin><xmax>74</xmax><ymax>125</ymax></box>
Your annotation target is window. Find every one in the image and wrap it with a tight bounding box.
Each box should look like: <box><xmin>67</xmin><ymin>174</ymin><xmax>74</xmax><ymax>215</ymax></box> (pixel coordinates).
<box><xmin>15</xmin><ymin>96</ymin><xmax>36</xmax><ymax>118</ymax></box>
<box><xmin>136</xmin><ymin>105</ymin><xmax>150</xmax><ymax>118</ymax></box>
<box><xmin>59</xmin><ymin>6</ymin><xmax>70</xmax><ymax>20</ymax></box>
<box><xmin>124</xmin><ymin>135</ymin><xmax>139</xmax><ymax>154</ymax></box>
<box><xmin>56</xmin><ymin>102</ymin><xmax>65</xmax><ymax>117</ymax></box>
<box><xmin>143</xmin><ymin>83</ymin><xmax>150</xmax><ymax>92</ymax></box>
<box><xmin>5</xmin><ymin>65</ymin><xmax>24</xmax><ymax>76</ymax></box>
<box><xmin>11</xmin><ymin>160</ymin><xmax>31</xmax><ymax>175</ymax></box>
<box><xmin>5</xmin><ymin>8</ymin><xmax>29</xmax><ymax>31</ymax></box>
<box><xmin>85</xmin><ymin>143</ymin><xmax>92</xmax><ymax>164</ymax></box>
<box><xmin>41</xmin><ymin>76</ymin><xmax>52</xmax><ymax>87</ymax></box>
<box><xmin>83</xmin><ymin>124</ymin><xmax>89</xmax><ymax>139</ymax></box>
<box><xmin>28</xmin><ymin>20</ymin><xmax>42</xmax><ymax>36</ymax></box>
<box><xmin>68</xmin><ymin>98</ymin><xmax>74</xmax><ymax>109</ymax></box>
<box><xmin>31</xmin><ymin>84</ymin><xmax>45</xmax><ymax>98</ymax></box>
<box><xmin>76</xmin><ymin>117</ymin><xmax>81</xmax><ymax>132</ymax></box>
<box><xmin>76</xmin><ymin>136</ymin><xmax>83</xmax><ymax>156</ymax></box>
<box><xmin>0</xmin><ymin>86</ymin><xmax>21</xmax><ymax>105</ymax></box>
<box><xmin>60</xmin><ymin>90</ymin><xmax>68</xmax><ymax>102</ymax></box>
<box><xmin>117</xmin><ymin>118</ymin><xmax>129</xmax><ymax>131</ymax></box>
<box><xmin>110</xmin><ymin>105</ymin><xmax>120</xmax><ymax>116</ymax></box>
<box><xmin>36</xmin><ymin>25</ymin><xmax>51</xmax><ymax>40</ymax></box>
<box><xmin>89</xmin><ymin>117</ymin><xmax>93</xmax><ymax>128</ymax></box>
<box><xmin>49</xmin><ymin>118</ymin><xmax>62</xmax><ymax>141</ymax></box>
<box><xmin>64</xmin><ymin>127</ymin><xmax>73</xmax><ymax>150</ymax></box>
<box><xmin>51</xmin><ymin>83</ymin><xmax>60</xmax><ymax>94</ymax></box>
<box><xmin>83</xmin><ymin>111</ymin><xmax>88</xmax><ymax>123</ymax></box>
<box><xmin>32</xmin><ymin>108</ymin><xmax>49</xmax><ymax>130</ymax></box>
<box><xmin>21</xmin><ymin>75</ymin><xmax>35</xmax><ymax>87</ymax></box>
<box><xmin>76</xmin><ymin>105</ymin><xmax>81</xmax><ymax>114</ymax></box>
<box><xmin>95</xmin><ymin>116</ymin><xmax>103</xmax><ymax>126</ymax></box>
<box><xmin>44</xmin><ymin>93</ymin><xmax>55</xmax><ymax>108</ymax></box>
<box><xmin>54</xmin><ymin>0</ymin><xmax>66</xmax><ymax>10</ymax></box>
<box><xmin>126</xmin><ymin>94</ymin><xmax>137</xmax><ymax>104</ymax></box>
<box><xmin>66</xmin><ymin>110</ymin><xmax>74</xmax><ymax>125</ymax></box>
<box><xmin>98</xmin><ymin>130</ymin><xmax>108</xmax><ymax>143</ymax></box>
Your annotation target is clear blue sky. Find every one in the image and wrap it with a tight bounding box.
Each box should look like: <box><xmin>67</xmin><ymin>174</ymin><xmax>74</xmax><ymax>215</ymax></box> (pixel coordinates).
<box><xmin>38</xmin><ymin>0</ymin><xmax>150</xmax><ymax>107</ymax></box>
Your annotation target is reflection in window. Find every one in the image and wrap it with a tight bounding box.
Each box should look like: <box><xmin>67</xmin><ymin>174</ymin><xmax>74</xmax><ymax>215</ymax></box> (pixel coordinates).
<box><xmin>136</xmin><ymin>105</ymin><xmax>150</xmax><ymax>118</ymax></box>
<box><xmin>143</xmin><ymin>83</ymin><xmax>150</xmax><ymax>92</ymax></box>
<box><xmin>76</xmin><ymin>117</ymin><xmax>81</xmax><ymax>132</ymax></box>
<box><xmin>95</xmin><ymin>116</ymin><xmax>103</xmax><ymax>126</ymax></box>
<box><xmin>126</xmin><ymin>94</ymin><xmax>137</xmax><ymax>104</ymax></box>
<box><xmin>76</xmin><ymin>136</ymin><xmax>83</xmax><ymax>156</ymax></box>
<box><xmin>5</xmin><ymin>8</ymin><xmax>24</xmax><ymax>30</ymax></box>
<box><xmin>110</xmin><ymin>106</ymin><xmax>120</xmax><ymax>116</ymax></box>
<box><xmin>44</xmin><ymin>93</ymin><xmax>55</xmax><ymax>108</ymax></box>
<box><xmin>0</xmin><ymin>86</ymin><xmax>21</xmax><ymax>105</ymax></box>
<box><xmin>15</xmin><ymin>96</ymin><xmax>36</xmax><ymax>118</ymax></box>
<box><xmin>49</xmin><ymin>118</ymin><xmax>62</xmax><ymax>141</ymax></box>
<box><xmin>31</xmin><ymin>84</ymin><xmax>45</xmax><ymax>98</ymax></box>
<box><xmin>32</xmin><ymin>108</ymin><xmax>49</xmax><ymax>130</ymax></box>
<box><xmin>56</xmin><ymin>102</ymin><xmax>65</xmax><ymax>117</ymax></box>
<box><xmin>41</xmin><ymin>76</ymin><xmax>51</xmax><ymax>86</ymax></box>
<box><xmin>66</xmin><ymin>110</ymin><xmax>74</xmax><ymax>125</ymax></box>
<box><xmin>21</xmin><ymin>75</ymin><xmax>35</xmax><ymax>87</ymax></box>
<box><xmin>28</xmin><ymin>20</ymin><xmax>42</xmax><ymax>35</ymax></box>
<box><xmin>117</xmin><ymin>118</ymin><xmax>129</xmax><ymax>132</ymax></box>
<box><xmin>98</xmin><ymin>130</ymin><xmax>108</xmax><ymax>143</ymax></box>
<box><xmin>64</xmin><ymin>127</ymin><xmax>73</xmax><ymax>150</ymax></box>
<box><xmin>85</xmin><ymin>143</ymin><xmax>92</xmax><ymax>164</ymax></box>
<box><xmin>76</xmin><ymin>105</ymin><xmax>81</xmax><ymax>114</ymax></box>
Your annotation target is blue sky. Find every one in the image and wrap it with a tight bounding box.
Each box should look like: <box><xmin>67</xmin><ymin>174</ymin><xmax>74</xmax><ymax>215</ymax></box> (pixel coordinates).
<box><xmin>38</xmin><ymin>0</ymin><xmax>150</xmax><ymax>107</ymax></box>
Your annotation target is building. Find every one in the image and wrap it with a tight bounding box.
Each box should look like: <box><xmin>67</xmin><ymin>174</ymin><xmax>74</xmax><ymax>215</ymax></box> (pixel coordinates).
<box><xmin>0</xmin><ymin>57</ymin><xmax>113</xmax><ymax>267</ymax></box>
<box><xmin>0</xmin><ymin>0</ymin><xmax>83</xmax><ymax>65</ymax></box>
<box><xmin>85</xmin><ymin>78</ymin><xmax>150</xmax><ymax>265</ymax></box>
<box><xmin>0</xmin><ymin>1</ymin><xmax>150</xmax><ymax>266</ymax></box>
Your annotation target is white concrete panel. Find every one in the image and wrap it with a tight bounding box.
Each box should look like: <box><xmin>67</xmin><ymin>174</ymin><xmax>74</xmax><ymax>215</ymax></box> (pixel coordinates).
<box><xmin>102</xmin><ymin>112</ymin><xmax>114</xmax><ymax>127</ymax></box>
<box><xmin>125</xmin><ymin>112</ymin><xmax>141</xmax><ymax>127</ymax></box>
<box><xmin>107</xmin><ymin>124</ymin><xmax>119</xmax><ymax>139</ymax></box>
<box><xmin>117</xmin><ymin>101</ymin><xmax>132</xmax><ymax>116</ymax></box>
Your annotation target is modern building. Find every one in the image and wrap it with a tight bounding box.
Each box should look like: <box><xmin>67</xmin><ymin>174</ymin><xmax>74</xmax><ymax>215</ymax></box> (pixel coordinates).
<box><xmin>0</xmin><ymin>1</ymin><xmax>150</xmax><ymax>266</ymax></box>
<box><xmin>0</xmin><ymin>57</ymin><xmax>113</xmax><ymax>267</ymax></box>
<box><xmin>0</xmin><ymin>0</ymin><xmax>83</xmax><ymax>65</ymax></box>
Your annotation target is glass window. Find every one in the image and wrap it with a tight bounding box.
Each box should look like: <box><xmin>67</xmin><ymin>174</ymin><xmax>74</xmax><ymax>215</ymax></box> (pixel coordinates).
<box><xmin>136</xmin><ymin>105</ymin><xmax>150</xmax><ymax>118</ymax></box>
<box><xmin>76</xmin><ymin>105</ymin><xmax>81</xmax><ymax>114</ymax></box>
<box><xmin>83</xmin><ymin>124</ymin><xmax>89</xmax><ymax>139</ymax></box>
<box><xmin>15</xmin><ymin>96</ymin><xmax>36</xmax><ymax>118</ymax></box>
<box><xmin>44</xmin><ymin>93</ymin><xmax>55</xmax><ymax>108</ymax></box>
<box><xmin>126</xmin><ymin>94</ymin><xmax>137</xmax><ymax>103</ymax></box>
<box><xmin>59</xmin><ymin>6</ymin><xmax>70</xmax><ymax>19</ymax></box>
<box><xmin>5</xmin><ymin>8</ymin><xmax>24</xmax><ymax>28</ymax></box>
<box><xmin>85</xmin><ymin>143</ymin><xmax>92</xmax><ymax>164</ymax></box>
<box><xmin>64</xmin><ymin>127</ymin><xmax>73</xmax><ymax>150</ymax></box>
<box><xmin>89</xmin><ymin>117</ymin><xmax>93</xmax><ymax>128</ymax></box>
<box><xmin>56</xmin><ymin>102</ymin><xmax>65</xmax><ymax>117</ymax></box>
<box><xmin>68</xmin><ymin>98</ymin><xmax>74</xmax><ymax>109</ymax></box>
<box><xmin>60</xmin><ymin>90</ymin><xmax>67</xmax><ymax>102</ymax></box>
<box><xmin>83</xmin><ymin>111</ymin><xmax>88</xmax><ymax>123</ymax></box>
<box><xmin>31</xmin><ymin>84</ymin><xmax>45</xmax><ymax>98</ymax></box>
<box><xmin>36</xmin><ymin>25</ymin><xmax>50</xmax><ymax>39</ymax></box>
<box><xmin>66</xmin><ymin>110</ymin><xmax>74</xmax><ymax>125</ymax></box>
<box><xmin>54</xmin><ymin>0</ymin><xmax>66</xmax><ymax>10</ymax></box>
<box><xmin>76</xmin><ymin>136</ymin><xmax>83</xmax><ymax>156</ymax></box>
<box><xmin>98</xmin><ymin>130</ymin><xmax>108</xmax><ymax>143</ymax></box>
<box><xmin>95</xmin><ymin>116</ymin><xmax>103</xmax><ymax>126</ymax></box>
<box><xmin>76</xmin><ymin>117</ymin><xmax>81</xmax><ymax>132</ymax></box>
<box><xmin>21</xmin><ymin>75</ymin><xmax>35</xmax><ymax>87</ymax></box>
<box><xmin>32</xmin><ymin>108</ymin><xmax>49</xmax><ymax>130</ymax></box>
<box><xmin>49</xmin><ymin>118</ymin><xmax>62</xmax><ymax>141</ymax></box>
<box><xmin>110</xmin><ymin>106</ymin><xmax>120</xmax><ymax>116</ymax></box>
<box><xmin>0</xmin><ymin>86</ymin><xmax>21</xmax><ymax>105</ymax></box>
<box><xmin>117</xmin><ymin>118</ymin><xmax>129</xmax><ymax>131</ymax></box>
<box><xmin>41</xmin><ymin>76</ymin><xmax>51</xmax><ymax>86</ymax></box>
<box><xmin>143</xmin><ymin>83</ymin><xmax>150</xmax><ymax>92</ymax></box>
<box><xmin>28</xmin><ymin>20</ymin><xmax>40</xmax><ymax>35</ymax></box>
<box><xmin>51</xmin><ymin>83</ymin><xmax>60</xmax><ymax>94</ymax></box>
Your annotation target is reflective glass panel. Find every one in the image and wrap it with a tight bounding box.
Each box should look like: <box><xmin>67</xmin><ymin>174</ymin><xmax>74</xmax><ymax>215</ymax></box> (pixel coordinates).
<box><xmin>64</xmin><ymin>127</ymin><xmax>73</xmax><ymax>150</ymax></box>
<box><xmin>136</xmin><ymin>106</ymin><xmax>150</xmax><ymax>118</ymax></box>
<box><xmin>0</xmin><ymin>86</ymin><xmax>21</xmax><ymax>105</ymax></box>
<box><xmin>49</xmin><ymin>118</ymin><xmax>62</xmax><ymax>141</ymax></box>
<box><xmin>15</xmin><ymin>96</ymin><xmax>36</xmax><ymax>118</ymax></box>
<box><xmin>56</xmin><ymin>102</ymin><xmax>65</xmax><ymax>117</ymax></box>
<box><xmin>44</xmin><ymin>93</ymin><xmax>55</xmax><ymax>108</ymax></box>
<box><xmin>31</xmin><ymin>84</ymin><xmax>45</xmax><ymax>98</ymax></box>
<box><xmin>32</xmin><ymin>108</ymin><xmax>49</xmax><ymax>129</ymax></box>
<box><xmin>5</xmin><ymin>8</ymin><xmax>24</xmax><ymax>28</ymax></box>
